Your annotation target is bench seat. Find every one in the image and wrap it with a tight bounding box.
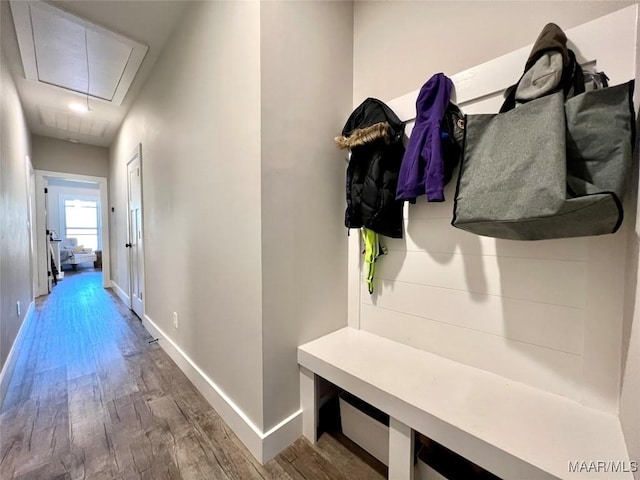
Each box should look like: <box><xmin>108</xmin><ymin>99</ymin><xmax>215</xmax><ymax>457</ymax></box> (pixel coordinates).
<box><xmin>298</xmin><ymin>327</ymin><xmax>632</xmax><ymax>479</ymax></box>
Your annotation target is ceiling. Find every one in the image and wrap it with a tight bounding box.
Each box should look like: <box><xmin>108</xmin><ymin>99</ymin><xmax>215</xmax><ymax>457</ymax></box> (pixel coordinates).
<box><xmin>1</xmin><ymin>0</ymin><xmax>189</xmax><ymax>148</ymax></box>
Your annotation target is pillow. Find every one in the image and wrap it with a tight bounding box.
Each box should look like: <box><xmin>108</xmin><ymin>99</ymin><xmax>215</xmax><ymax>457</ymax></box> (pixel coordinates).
<box><xmin>72</xmin><ymin>245</ymin><xmax>86</xmax><ymax>253</ymax></box>
<box><xmin>62</xmin><ymin>238</ymin><xmax>78</xmax><ymax>248</ymax></box>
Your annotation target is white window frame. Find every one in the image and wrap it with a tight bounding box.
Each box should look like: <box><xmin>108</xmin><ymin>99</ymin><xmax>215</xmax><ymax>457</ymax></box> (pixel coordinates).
<box><xmin>59</xmin><ymin>194</ymin><xmax>102</xmax><ymax>250</ymax></box>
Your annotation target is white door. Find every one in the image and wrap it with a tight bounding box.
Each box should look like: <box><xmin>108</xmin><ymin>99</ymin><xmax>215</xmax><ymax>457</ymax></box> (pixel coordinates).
<box><xmin>44</xmin><ymin>181</ymin><xmax>53</xmax><ymax>291</ymax></box>
<box><xmin>35</xmin><ymin>174</ymin><xmax>49</xmax><ymax>296</ymax></box>
<box><xmin>127</xmin><ymin>145</ymin><xmax>145</xmax><ymax>319</ymax></box>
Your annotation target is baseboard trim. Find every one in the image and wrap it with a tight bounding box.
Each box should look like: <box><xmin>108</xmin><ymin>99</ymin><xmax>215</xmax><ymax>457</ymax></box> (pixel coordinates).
<box><xmin>0</xmin><ymin>301</ymin><xmax>35</xmax><ymax>408</ymax></box>
<box><xmin>141</xmin><ymin>313</ymin><xmax>302</xmax><ymax>463</ymax></box>
<box><xmin>262</xmin><ymin>408</ymin><xmax>303</xmax><ymax>462</ymax></box>
<box><xmin>111</xmin><ymin>281</ymin><xmax>130</xmax><ymax>307</ymax></box>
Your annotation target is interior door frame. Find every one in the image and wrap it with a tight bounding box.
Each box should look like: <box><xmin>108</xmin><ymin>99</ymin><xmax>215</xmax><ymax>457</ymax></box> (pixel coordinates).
<box><xmin>25</xmin><ymin>158</ymin><xmax>38</xmax><ymax>299</ymax></box>
<box><xmin>34</xmin><ymin>170</ymin><xmax>111</xmax><ymax>293</ymax></box>
<box><xmin>34</xmin><ymin>174</ymin><xmax>49</xmax><ymax>296</ymax></box>
<box><xmin>126</xmin><ymin>144</ymin><xmax>145</xmax><ymax>318</ymax></box>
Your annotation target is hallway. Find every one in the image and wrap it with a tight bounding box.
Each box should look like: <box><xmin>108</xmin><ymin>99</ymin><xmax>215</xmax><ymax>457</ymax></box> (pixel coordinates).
<box><xmin>0</xmin><ymin>271</ymin><xmax>384</xmax><ymax>480</ymax></box>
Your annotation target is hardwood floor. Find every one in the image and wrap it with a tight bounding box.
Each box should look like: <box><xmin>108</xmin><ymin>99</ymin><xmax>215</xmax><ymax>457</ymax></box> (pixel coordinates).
<box><xmin>0</xmin><ymin>269</ymin><xmax>386</xmax><ymax>480</ymax></box>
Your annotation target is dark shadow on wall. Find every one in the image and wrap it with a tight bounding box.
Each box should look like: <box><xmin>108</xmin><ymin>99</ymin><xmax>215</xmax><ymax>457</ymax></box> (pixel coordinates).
<box><xmin>622</xmin><ymin>228</ymin><xmax>638</xmax><ymax>387</ymax></box>
<box><xmin>373</xmin><ymin>233</ymin><xmax>407</xmax><ymax>305</ymax></box>
<box><xmin>370</xmin><ymin>173</ymin><xmax>488</xmax><ymax>305</ymax></box>
<box><xmin>620</xmin><ymin>132</ymin><xmax>640</xmax><ymax>388</ymax></box>
<box><xmin>405</xmin><ymin>177</ymin><xmax>488</xmax><ymax>304</ymax></box>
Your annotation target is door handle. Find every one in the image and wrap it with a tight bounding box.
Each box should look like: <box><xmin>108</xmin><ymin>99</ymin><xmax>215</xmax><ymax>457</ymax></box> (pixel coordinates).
<box><xmin>125</xmin><ymin>243</ymin><xmax>132</xmax><ymax>248</ymax></box>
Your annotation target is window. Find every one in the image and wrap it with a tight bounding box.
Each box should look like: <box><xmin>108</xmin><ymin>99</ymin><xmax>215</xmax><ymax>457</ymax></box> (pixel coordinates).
<box><xmin>63</xmin><ymin>198</ymin><xmax>99</xmax><ymax>250</ymax></box>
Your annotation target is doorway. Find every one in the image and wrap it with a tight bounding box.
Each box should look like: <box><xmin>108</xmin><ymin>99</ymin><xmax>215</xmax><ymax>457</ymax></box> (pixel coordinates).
<box><xmin>34</xmin><ymin>170</ymin><xmax>110</xmax><ymax>296</ymax></box>
<box><xmin>126</xmin><ymin>144</ymin><xmax>145</xmax><ymax>319</ymax></box>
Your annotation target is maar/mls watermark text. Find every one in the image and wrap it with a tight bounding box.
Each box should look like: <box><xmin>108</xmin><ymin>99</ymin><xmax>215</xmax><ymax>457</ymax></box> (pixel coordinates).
<box><xmin>568</xmin><ymin>460</ymin><xmax>638</xmax><ymax>473</ymax></box>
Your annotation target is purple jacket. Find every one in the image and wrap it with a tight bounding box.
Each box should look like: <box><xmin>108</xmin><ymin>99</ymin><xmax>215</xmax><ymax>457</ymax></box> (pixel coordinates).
<box><xmin>396</xmin><ymin>73</ymin><xmax>453</xmax><ymax>202</ymax></box>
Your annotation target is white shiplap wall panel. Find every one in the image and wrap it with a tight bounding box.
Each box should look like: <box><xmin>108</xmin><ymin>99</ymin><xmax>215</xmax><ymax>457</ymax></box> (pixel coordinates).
<box><xmin>353</xmin><ymin>6</ymin><xmax>638</xmax><ymax>408</ymax></box>
<box><xmin>360</xmin><ymin>304</ymin><xmax>583</xmax><ymax>399</ymax></box>
<box><xmin>374</xmin><ymin>250</ymin><xmax>587</xmax><ymax>308</ymax></box>
<box><xmin>385</xmin><ymin>217</ymin><xmax>589</xmax><ymax>261</ymax></box>
<box><xmin>361</xmin><ymin>281</ymin><xmax>583</xmax><ymax>355</ymax></box>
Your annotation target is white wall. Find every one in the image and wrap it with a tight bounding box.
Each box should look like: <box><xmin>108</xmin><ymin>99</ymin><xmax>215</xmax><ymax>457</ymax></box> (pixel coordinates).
<box><xmin>353</xmin><ymin>1</ymin><xmax>636</xmax><ymax>102</ymax></box>
<box><xmin>110</xmin><ymin>0</ymin><xmax>265</xmax><ymax>429</ymax></box>
<box><xmin>110</xmin><ymin>0</ymin><xmax>353</xmax><ymax>455</ymax></box>
<box><xmin>259</xmin><ymin>1</ymin><xmax>352</xmax><ymax>431</ymax></box>
<box><xmin>352</xmin><ymin>0</ymin><xmax>637</xmax><ymax>423</ymax></box>
<box><xmin>107</xmin><ymin>0</ymin><xmax>637</xmax><ymax>465</ymax></box>
<box><xmin>31</xmin><ymin>135</ymin><xmax>109</xmax><ymax>178</ymax></box>
<box><xmin>0</xmin><ymin>47</ymin><xmax>33</xmax><ymax>372</ymax></box>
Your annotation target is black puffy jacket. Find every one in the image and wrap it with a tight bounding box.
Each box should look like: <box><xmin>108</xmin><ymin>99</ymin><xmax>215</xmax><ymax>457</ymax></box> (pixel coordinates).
<box><xmin>335</xmin><ymin>98</ymin><xmax>405</xmax><ymax>238</ymax></box>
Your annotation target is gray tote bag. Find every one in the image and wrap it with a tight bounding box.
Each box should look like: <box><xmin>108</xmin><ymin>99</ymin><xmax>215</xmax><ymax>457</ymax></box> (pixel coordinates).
<box><xmin>452</xmin><ymin>80</ymin><xmax>635</xmax><ymax>240</ymax></box>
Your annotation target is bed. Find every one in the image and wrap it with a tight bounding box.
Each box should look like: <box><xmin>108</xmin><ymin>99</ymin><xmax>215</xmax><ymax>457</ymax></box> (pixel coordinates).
<box><xmin>60</xmin><ymin>238</ymin><xmax>97</xmax><ymax>270</ymax></box>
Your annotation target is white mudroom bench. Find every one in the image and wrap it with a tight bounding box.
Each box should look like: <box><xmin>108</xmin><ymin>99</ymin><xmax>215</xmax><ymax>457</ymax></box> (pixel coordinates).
<box><xmin>298</xmin><ymin>327</ymin><xmax>632</xmax><ymax>480</ymax></box>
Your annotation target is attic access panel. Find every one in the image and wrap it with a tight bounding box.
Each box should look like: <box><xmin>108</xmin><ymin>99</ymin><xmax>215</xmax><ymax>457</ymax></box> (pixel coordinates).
<box><xmin>9</xmin><ymin>1</ymin><xmax>148</xmax><ymax>105</ymax></box>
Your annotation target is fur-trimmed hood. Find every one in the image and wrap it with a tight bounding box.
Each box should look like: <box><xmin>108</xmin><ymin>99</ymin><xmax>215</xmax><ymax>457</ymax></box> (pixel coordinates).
<box><xmin>335</xmin><ymin>98</ymin><xmax>404</xmax><ymax>149</ymax></box>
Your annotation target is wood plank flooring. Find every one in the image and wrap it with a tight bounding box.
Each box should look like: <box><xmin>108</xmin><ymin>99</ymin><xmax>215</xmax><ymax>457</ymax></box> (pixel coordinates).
<box><xmin>0</xmin><ymin>269</ymin><xmax>386</xmax><ymax>480</ymax></box>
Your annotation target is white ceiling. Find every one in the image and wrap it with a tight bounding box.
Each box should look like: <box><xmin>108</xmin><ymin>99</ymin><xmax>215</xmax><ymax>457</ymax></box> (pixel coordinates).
<box><xmin>1</xmin><ymin>0</ymin><xmax>189</xmax><ymax>148</ymax></box>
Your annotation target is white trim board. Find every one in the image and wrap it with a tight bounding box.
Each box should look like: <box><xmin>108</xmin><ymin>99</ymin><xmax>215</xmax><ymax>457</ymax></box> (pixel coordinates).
<box><xmin>110</xmin><ymin>281</ymin><xmax>129</xmax><ymax>306</ymax></box>
<box><xmin>0</xmin><ymin>301</ymin><xmax>35</xmax><ymax>409</ymax></box>
<box><xmin>141</xmin><ymin>313</ymin><xmax>302</xmax><ymax>464</ymax></box>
